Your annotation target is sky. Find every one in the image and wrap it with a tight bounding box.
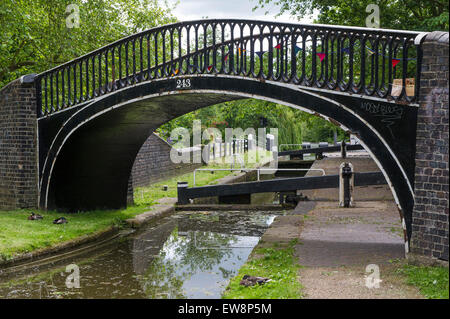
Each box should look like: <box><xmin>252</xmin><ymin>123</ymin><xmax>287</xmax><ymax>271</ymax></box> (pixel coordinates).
<box><xmin>166</xmin><ymin>0</ymin><xmax>314</xmax><ymax>24</ymax></box>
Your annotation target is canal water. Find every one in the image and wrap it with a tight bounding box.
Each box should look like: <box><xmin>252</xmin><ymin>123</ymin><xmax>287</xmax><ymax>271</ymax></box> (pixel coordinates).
<box><xmin>0</xmin><ymin>210</ymin><xmax>283</xmax><ymax>299</ymax></box>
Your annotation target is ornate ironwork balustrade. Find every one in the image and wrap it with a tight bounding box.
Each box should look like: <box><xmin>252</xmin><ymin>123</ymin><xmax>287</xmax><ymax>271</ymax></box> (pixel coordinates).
<box><xmin>35</xmin><ymin>19</ymin><xmax>425</xmax><ymax>117</ymax></box>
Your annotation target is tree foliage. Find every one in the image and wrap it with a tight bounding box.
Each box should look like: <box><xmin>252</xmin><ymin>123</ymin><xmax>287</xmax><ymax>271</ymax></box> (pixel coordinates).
<box><xmin>156</xmin><ymin>99</ymin><xmax>343</xmax><ymax>147</ymax></box>
<box><xmin>253</xmin><ymin>0</ymin><xmax>449</xmax><ymax>31</ymax></box>
<box><xmin>0</xmin><ymin>0</ymin><xmax>176</xmax><ymax>87</ymax></box>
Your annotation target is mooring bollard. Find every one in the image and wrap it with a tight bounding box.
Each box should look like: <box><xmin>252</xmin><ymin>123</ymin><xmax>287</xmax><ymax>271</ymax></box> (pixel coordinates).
<box><xmin>339</xmin><ymin>162</ymin><xmax>354</xmax><ymax>207</ymax></box>
<box><xmin>177</xmin><ymin>181</ymin><xmax>189</xmax><ymax>205</ymax></box>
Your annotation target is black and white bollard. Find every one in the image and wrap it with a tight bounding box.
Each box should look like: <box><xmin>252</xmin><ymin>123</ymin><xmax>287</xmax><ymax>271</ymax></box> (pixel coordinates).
<box><xmin>339</xmin><ymin>162</ymin><xmax>354</xmax><ymax>207</ymax></box>
<box><xmin>177</xmin><ymin>181</ymin><xmax>189</xmax><ymax>205</ymax></box>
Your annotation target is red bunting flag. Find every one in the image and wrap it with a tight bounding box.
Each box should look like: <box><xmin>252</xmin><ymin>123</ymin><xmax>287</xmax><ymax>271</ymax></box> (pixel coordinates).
<box><xmin>207</xmin><ymin>65</ymin><xmax>213</xmax><ymax>72</ymax></box>
<box><xmin>392</xmin><ymin>59</ymin><xmax>401</xmax><ymax>68</ymax></box>
<box><xmin>274</xmin><ymin>43</ymin><xmax>282</xmax><ymax>49</ymax></box>
<box><xmin>224</xmin><ymin>53</ymin><xmax>229</xmax><ymax>61</ymax></box>
<box><xmin>316</xmin><ymin>53</ymin><xmax>326</xmax><ymax>62</ymax></box>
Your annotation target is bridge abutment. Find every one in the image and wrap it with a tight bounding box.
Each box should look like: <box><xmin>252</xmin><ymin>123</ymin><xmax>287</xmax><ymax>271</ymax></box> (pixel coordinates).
<box><xmin>411</xmin><ymin>31</ymin><xmax>449</xmax><ymax>261</ymax></box>
<box><xmin>0</xmin><ymin>75</ymin><xmax>39</xmax><ymax>210</ymax></box>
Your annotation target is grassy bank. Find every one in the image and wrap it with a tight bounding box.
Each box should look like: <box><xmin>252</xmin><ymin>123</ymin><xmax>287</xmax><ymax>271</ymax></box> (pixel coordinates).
<box><xmin>222</xmin><ymin>240</ymin><xmax>303</xmax><ymax>299</ymax></box>
<box><xmin>0</xmin><ymin>207</ymin><xmax>147</xmax><ymax>262</ymax></box>
<box><xmin>397</xmin><ymin>264</ymin><xmax>449</xmax><ymax>299</ymax></box>
<box><xmin>0</xmin><ymin>149</ymin><xmax>271</xmax><ymax>262</ymax></box>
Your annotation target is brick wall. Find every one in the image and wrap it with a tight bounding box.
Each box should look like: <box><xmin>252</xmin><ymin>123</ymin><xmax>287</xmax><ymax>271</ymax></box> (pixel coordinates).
<box><xmin>0</xmin><ymin>75</ymin><xmax>38</xmax><ymax>210</ymax></box>
<box><xmin>131</xmin><ymin>134</ymin><xmax>202</xmax><ymax>189</ymax></box>
<box><xmin>411</xmin><ymin>31</ymin><xmax>449</xmax><ymax>261</ymax></box>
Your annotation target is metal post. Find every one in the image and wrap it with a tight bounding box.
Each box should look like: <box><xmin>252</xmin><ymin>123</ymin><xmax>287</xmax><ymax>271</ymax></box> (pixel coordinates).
<box><xmin>339</xmin><ymin>162</ymin><xmax>354</xmax><ymax>207</ymax></box>
<box><xmin>177</xmin><ymin>181</ymin><xmax>189</xmax><ymax>204</ymax></box>
<box><xmin>341</xmin><ymin>140</ymin><xmax>347</xmax><ymax>159</ymax></box>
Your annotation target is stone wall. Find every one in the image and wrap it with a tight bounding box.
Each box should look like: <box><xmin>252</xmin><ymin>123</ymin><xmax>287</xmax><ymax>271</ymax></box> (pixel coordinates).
<box><xmin>0</xmin><ymin>75</ymin><xmax>38</xmax><ymax>210</ymax></box>
<box><xmin>131</xmin><ymin>134</ymin><xmax>202</xmax><ymax>189</ymax></box>
<box><xmin>411</xmin><ymin>31</ymin><xmax>449</xmax><ymax>261</ymax></box>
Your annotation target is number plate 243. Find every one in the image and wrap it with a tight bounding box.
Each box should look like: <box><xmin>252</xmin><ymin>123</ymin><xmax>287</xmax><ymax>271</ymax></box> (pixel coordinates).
<box><xmin>175</xmin><ymin>79</ymin><xmax>192</xmax><ymax>89</ymax></box>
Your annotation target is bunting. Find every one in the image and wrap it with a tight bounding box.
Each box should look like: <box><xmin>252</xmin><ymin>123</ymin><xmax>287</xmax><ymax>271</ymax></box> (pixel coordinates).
<box><xmin>294</xmin><ymin>45</ymin><xmax>302</xmax><ymax>54</ymax></box>
<box><xmin>207</xmin><ymin>65</ymin><xmax>213</xmax><ymax>72</ymax></box>
<box><xmin>171</xmin><ymin>69</ymin><xmax>179</xmax><ymax>76</ymax></box>
<box><xmin>342</xmin><ymin>47</ymin><xmax>351</xmax><ymax>54</ymax></box>
<box><xmin>366</xmin><ymin>47</ymin><xmax>376</xmax><ymax>56</ymax></box>
<box><xmin>392</xmin><ymin>59</ymin><xmax>401</xmax><ymax>68</ymax></box>
<box><xmin>274</xmin><ymin>43</ymin><xmax>282</xmax><ymax>49</ymax></box>
<box><xmin>316</xmin><ymin>53</ymin><xmax>326</xmax><ymax>62</ymax></box>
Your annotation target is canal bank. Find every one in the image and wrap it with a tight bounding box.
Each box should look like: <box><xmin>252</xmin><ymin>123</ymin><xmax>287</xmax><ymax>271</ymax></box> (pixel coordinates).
<box><xmin>222</xmin><ymin>199</ymin><xmax>448</xmax><ymax>299</ymax></box>
<box><xmin>222</xmin><ymin>203</ymin><xmax>309</xmax><ymax>299</ymax></box>
<box><xmin>0</xmin><ymin>150</ymin><xmax>274</xmax><ymax>268</ymax></box>
<box><xmin>0</xmin><ymin>209</ymin><xmax>285</xmax><ymax>298</ymax></box>
<box><xmin>221</xmin><ymin>155</ymin><xmax>448</xmax><ymax>299</ymax></box>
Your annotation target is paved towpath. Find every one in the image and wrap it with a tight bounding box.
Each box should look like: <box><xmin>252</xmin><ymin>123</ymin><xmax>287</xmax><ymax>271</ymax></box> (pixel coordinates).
<box><xmin>293</xmin><ymin>201</ymin><xmax>423</xmax><ymax>299</ymax></box>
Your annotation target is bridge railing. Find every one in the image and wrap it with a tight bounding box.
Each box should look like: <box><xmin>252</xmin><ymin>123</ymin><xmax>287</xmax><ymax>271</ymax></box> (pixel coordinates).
<box><xmin>35</xmin><ymin>19</ymin><xmax>424</xmax><ymax>117</ymax></box>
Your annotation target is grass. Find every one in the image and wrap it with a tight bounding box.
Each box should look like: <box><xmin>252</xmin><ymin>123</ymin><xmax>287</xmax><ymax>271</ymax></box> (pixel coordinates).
<box><xmin>0</xmin><ymin>206</ymin><xmax>147</xmax><ymax>262</ymax></box>
<box><xmin>397</xmin><ymin>264</ymin><xmax>449</xmax><ymax>299</ymax></box>
<box><xmin>133</xmin><ymin>164</ymin><xmax>241</xmax><ymax>206</ymax></box>
<box><xmin>222</xmin><ymin>240</ymin><xmax>303</xmax><ymax>299</ymax></box>
<box><xmin>134</xmin><ymin>149</ymin><xmax>272</xmax><ymax>206</ymax></box>
<box><xmin>0</xmin><ymin>149</ymin><xmax>272</xmax><ymax>262</ymax></box>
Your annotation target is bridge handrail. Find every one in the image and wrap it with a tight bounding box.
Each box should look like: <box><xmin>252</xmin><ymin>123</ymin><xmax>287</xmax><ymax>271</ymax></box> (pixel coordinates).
<box><xmin>35</xmin><ymin>19</ymin><xmax>427</xmax><ymax>117</ymax></box>
<box><xmin>37</xmin><ymin>19</ymin><xmax>424</xmax><ymax>76</ymax></box>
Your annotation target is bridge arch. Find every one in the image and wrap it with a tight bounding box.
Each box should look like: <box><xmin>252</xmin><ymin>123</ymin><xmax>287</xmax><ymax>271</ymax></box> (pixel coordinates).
<box><xmin>39</xmin><ymin>75</ymin><xmax>412</xmax><ymax>246</ymax></box>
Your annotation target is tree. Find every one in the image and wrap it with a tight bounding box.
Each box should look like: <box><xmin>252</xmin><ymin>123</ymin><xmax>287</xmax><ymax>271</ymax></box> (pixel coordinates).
<box><xmin>0</xmin><ymin>0</ymin><xmax>177</xmax><ymax>87</ymax></box>
<box><xmin>253</xmin><ymin>0</ymin><xmax>449</xmax><ymax>31</ymax></box>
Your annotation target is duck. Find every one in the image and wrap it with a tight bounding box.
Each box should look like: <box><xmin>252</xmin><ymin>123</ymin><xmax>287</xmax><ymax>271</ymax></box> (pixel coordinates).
<box><xmin>27</xmin><ymin>212</ymin><xmax>43</xmax><ymax>220</ymax></box>
<box><xmin>53</xmin><ymin>217</ymin><xmax>68</xmax><ymax>224</ymax></box>
<box><xmin>239</xmin><ymin>275</ymin><xmax>272</xmax><ymax>287</ymax></box>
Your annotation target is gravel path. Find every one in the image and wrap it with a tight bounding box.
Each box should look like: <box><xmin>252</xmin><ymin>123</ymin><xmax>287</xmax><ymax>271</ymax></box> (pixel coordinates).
<box><xmin>294</xmin><ymin>201</ymin><xmax>423</xmax><ymax>299</ymax></box>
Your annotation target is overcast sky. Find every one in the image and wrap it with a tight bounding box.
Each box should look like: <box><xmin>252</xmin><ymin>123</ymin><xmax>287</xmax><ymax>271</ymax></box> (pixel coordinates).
<box><xmin>166</xmin><ymin>0</ymin><xmax>314</xmax><ymax>24</ymax></box>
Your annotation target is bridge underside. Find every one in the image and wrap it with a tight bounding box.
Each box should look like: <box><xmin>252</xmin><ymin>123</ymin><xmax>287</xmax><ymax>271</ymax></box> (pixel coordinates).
<box><xmin>44</xmin><ymin>92</ymin><xmax>241</xmax><ymax>211</ymax></box>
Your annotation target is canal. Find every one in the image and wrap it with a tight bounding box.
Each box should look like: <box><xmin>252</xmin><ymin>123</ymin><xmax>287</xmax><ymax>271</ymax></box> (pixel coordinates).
<box><xmin>0</xmin><ymin>209</ymin><xmax>284</xmax><ymax>299</ymax></box>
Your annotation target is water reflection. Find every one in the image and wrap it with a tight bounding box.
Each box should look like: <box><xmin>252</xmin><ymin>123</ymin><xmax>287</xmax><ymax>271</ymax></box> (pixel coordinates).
<box><xmin>0</xmin><ymin>210</ymin><xmax>279</xmax><ymax>299</ymax></box>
